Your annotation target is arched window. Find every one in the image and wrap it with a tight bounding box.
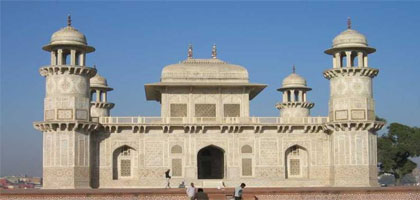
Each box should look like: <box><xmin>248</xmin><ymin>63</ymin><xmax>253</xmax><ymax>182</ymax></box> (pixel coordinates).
<box><xmin>171</xmin><ymin>145</ymin><xmax>182</xmax><ymax>154</ymax></box>
<box><xmin>287</xmin><ymin>91</ymin><xmax>291</xmax><ymax>102</ymax></box>
<box><xmin>241</xmin><ymin>145</ymin><xmax>252</xmax><ymax>153</ymax></box>
<box><xmin>113</xmin><ymin>145</ymin><xmax>136</xmax><ymax>180</ymax></box>
<box><xmin>285</xmin><ymin>145</ymin><xmax>308</xmax><ymax>179</ymax></box>
<box><xmin>294</xmin><ymin>90</ymin><xmax>299</xmax><ymax>102</ymax></box>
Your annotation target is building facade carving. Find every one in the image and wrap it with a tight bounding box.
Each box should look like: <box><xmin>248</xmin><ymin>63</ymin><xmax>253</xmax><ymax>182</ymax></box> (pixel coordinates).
<box><xmin>34</xmin><ymin>17</ymin><xmax>384</xmax><ymax>189</ymax></box>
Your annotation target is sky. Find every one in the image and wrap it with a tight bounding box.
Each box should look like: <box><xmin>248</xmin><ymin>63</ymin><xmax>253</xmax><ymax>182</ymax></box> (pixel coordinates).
<box><xmin>1</xmin><ymin>2</ymin><xmax>419</xmax><ymax>177</ymax></box>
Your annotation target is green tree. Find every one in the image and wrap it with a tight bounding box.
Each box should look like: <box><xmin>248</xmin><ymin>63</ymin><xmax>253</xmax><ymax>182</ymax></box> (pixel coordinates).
<box><xmin>377</xmin><ymin>123</ymin><xmax>420</xmax><ymax>185</ymax></box>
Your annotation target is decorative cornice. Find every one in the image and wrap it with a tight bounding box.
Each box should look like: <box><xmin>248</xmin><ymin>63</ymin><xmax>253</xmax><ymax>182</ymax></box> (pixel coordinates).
<box><xmin>33</xmin><ymin>121</ymin><xmax>99</xmax><ymax>132</ymax></box>
<box><xmin>276</xmin><ymin>102</ymin><xmax>314</xmax><ymax>110</ymax></box>
<box><xmin>323</xmin><ymin>120</ymin><xmax>385</xmax><ymax>132</ymax></box>
<box><xmin>39</xmin><ymin>65</ymin><xmax>96</xmax><ymax>78</ymax></box>
<box><xmin>90</xmin><ymin>102</ymin><xmax>115</xmax><ymax>109</ymax></box>
<box><xmin>323</xmin><ymin>67</ymin><xmax>379</xmax><ymax>80</ymax></box>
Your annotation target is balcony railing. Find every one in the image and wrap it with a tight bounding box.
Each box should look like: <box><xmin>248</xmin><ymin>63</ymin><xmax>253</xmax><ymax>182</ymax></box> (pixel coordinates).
<box><xmin>99</xmin><ymin>116</ymin><xmax>329</xmax><ymax>125</ymax></box>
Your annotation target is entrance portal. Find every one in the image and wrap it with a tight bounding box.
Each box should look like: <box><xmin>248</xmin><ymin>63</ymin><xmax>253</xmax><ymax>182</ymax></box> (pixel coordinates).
<box><xmin>197</xmin><ymin>145</ymin><xmax>224</xmax><ymax>179</ymax></box>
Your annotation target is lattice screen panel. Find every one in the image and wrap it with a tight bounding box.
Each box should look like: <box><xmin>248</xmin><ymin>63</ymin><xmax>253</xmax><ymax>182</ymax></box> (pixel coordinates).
<box><xmin>195</xmin><ymin>104</ymin><xmax>216</xmax><ymax>117</ymax></box>
<box><xmin>290</xmin><ymin>159</ymin><xmax>300</xmax><ymax>176</ymax></box>
<box><xmin>242</xmin><ymin>158</ymin><xmax>252</xmax><ymax>176</ymax></box>
<box><xmin>120</xmin><ymin>160</ymin><xmax>131</xmax><ymax>177</ymax></box>
<box><xmin>172</xmin><ymin>159</ymin><xmax>182</xmax><ymax>176</ymax></box>
<box><xmin>224</xmin><ymin>104</ymin><xmax>240</xmax><ymax>117</ymax></box>
<box><xmin>170</xmin><ymin>104</ymin><xmax>187</xmax><ymax>117</ymax></box>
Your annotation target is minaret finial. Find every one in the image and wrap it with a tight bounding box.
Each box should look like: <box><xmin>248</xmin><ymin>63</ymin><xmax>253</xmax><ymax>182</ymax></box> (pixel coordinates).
<box><xmin>212</xmin><ymin>44</ymin><xmax>217</xmax><ymax>59</ymax></box>
<box><xmin>347</xmin><ymin>17</ymin><xmax>351</xmax><ymax>29</ymax></box>
<box><xmin>292</xmin><ymin>65</ymin><xmax>296</xmax><ymax>73</ymax></box>
<box><xmin>67</xmin><ymin>14</ymin><xmax>72</xmax><ymax>27</ymax></box>
<box><xmin>188</xmin><ymin>44</ymin><xmax>193</xmax><ymax>59</ymax></box>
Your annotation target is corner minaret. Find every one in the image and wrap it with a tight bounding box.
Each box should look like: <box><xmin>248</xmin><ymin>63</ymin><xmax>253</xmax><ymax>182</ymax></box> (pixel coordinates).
<box><xmin>33</xmin><ymin>16</ymin><xmax>97</xmax><ymax>189</ymax></box>
<box><xmin>90</xmin><ymin>71</ymin><xmax>114</xmax><ymax>122</ymax></box>
<box><xmin>276</xmin><ymin>66</ymin><xmax>314</xmax><ymax>119</ymax></box>
<box><xmin>324</xmin><ymin>18</ymin><xmax>378</xmax><ymax>122</ymax></box>
<box><xmin>324</xmin><ymin>19</ymin><xmax>383</xmax><ymax>187</ymax></box>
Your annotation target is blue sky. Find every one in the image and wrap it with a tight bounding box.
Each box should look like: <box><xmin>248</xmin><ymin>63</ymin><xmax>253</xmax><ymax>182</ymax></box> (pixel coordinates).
<box><xmin>1</xmin><ymin>2</ymin><xmax>419</xmax><ymax>177</ymax></box>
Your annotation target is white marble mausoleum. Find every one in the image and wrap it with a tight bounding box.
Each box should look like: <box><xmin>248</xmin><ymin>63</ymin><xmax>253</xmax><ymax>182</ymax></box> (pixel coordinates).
<box><xmin>34</xmin><ymin>17</ymin><xmax>384</xmax><ymax>189</ymax></box>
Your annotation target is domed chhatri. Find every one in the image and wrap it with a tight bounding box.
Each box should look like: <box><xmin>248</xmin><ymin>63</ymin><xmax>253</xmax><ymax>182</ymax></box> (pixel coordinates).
<box><xmin>90</xmin><ymin>72</ymin><xmax>112</xmax><ymax>90</ymax></box>
<box><xmin>43</xmin><ymin>15</ymin><xmax>95</xmax><ymax>53</ymax></box>
<box><xmin>278</xmin><ymin>66</ymin><xmax>310</xmax><ymax>91</ymax></box>
<box><xmin>325</xmin><ymin>18</ymin><xmax>375</xmax><ymax>55</ymax></box>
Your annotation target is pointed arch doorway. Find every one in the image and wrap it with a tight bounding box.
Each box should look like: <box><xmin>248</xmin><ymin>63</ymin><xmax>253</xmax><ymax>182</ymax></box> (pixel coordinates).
<box><xmin>197</xmin><ymin>145</ymin><xmax>225</xmax><ymax>179</ymax></box>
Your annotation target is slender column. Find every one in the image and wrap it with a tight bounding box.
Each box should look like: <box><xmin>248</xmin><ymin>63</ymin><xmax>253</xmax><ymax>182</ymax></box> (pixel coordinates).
<box><xmin>303</xmin><ymin>92</ymin><xmax>307</xmax><ymax>102</ymax></box>
<box><xmin>298</xmin><ymin>90</ymin><xmax>303</xmax><ymax>102</ymax></box>
<box><xmin>70</xmin><ymin>50</ymin><xmax>76</xmax><ymax>65</ymax></box>
<box><xmin>333</xmin><ymin>55</ymin><xmax>337</xmax><ymax>68</ymax></box>
<box><xmin>57</xmin><ymin>49</ymin><xmax>63</xmax><ymax>65</ymax></box>
<box><xmin>335</xmin><ymin>52</ymin><xmax>341</xmax><ymax>68</ymax></box>
<box><xmin>79</xmin><ymin>53</ymin><xmax>85</xmax><ymax>66</ymax></box>
<box><xmin>102</xmin><ymin>91</ymin><xmax>107</xmax><ymax>102</ymax></box>
<box><xmin>345</xmin><ymin>51</ymin><xmax>351</xmax><ymax>67</ymax></box>
<box><xmin>364</xmin><ymin>55</ymin><xmax>368</xmax><ymax>67</ymax></box>
<box><xmin>96</xmin><ymin>90</ymin><xmax>100</xmax><ymax>102</ymax></box>
<box><xmin>357</xmin><ymin>52</ymin><xmax>364</xmax><ymax>67</ymax></box>
<box><xmin>291</xmin><ymin>90</ymin><xmax>295</xmax><ymax>102</ymax></box>
<box><xmin>283</xmin><ymin>92</ymin><xmax>288</xmax><ymax>103</ymax></box>
<box><xmin>50</xmin><ymin>51</ymin><xmax>57</xmax><ymax>65</ymax></box>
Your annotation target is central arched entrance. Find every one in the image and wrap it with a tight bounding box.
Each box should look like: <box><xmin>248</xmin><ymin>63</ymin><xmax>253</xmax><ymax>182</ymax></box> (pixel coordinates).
<box><xmin>197</xmin><ymin>145</ymin><xmax>224</xmax><ymax>179</ymax></box>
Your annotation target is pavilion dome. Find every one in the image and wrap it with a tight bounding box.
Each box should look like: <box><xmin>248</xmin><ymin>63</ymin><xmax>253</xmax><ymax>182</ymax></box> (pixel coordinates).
<box><xmin>282</xmin><ymin>72</ymin><xmax>307</xmax><ymax>88</ymax></box>
<box><xmin>90</xmin><ymin>73</ymin><xmax>109</xmax><ymax>88</ymax></box>
<box><xmin>161</xmin><ymin>58</ymin><xmax>249</xmax><ymax>83</ymax></box>
<box><xmin>332</xmin><ymin>29</ymin><xmax>368</xmax><ymax>48</ymax></box>
<box><xmin>42</xmin><ymin>16</ymin><xmax>95</xmax><ymax>52</ymax></box>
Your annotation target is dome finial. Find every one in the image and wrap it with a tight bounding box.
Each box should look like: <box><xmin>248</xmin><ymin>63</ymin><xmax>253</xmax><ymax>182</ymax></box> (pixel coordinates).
<box><xmin>347</xmin><ymin>17</ymin><xmax>351</xmax><ymax>29</ymax></box>
<box><xmin>188</xmin><ymin>44</ymin><xmax>193</xmax><ymax>59</ymax></box>
<box><xmin>292</xmin><ymin>65</ymin><xmax>296</xmax><ymax>73</ymax></box>
<box><xmin>212</xmin><ymin>44</ymin><xmax>217</xmax><ymax>59</ymax></box>
<box><xmin>67</xmin><ymin>14</ymin><xmax>72</xmax><ymax>27</ymax></box>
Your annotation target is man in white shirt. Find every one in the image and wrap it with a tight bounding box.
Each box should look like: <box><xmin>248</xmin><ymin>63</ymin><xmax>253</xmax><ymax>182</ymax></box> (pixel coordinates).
<box><xmin>234</xmin><ymin>183</ymin><xmax>246</xmax><ymax>200</ymax></box>
<box><xmin>186</xmin><ymin>182</ymin><xmax>196</xmax><ymax>200</ymax></box>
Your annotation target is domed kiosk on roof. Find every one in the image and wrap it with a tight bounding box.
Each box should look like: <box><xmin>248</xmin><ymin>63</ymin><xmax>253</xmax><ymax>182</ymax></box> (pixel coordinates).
<box><xmin>145</xmin><ymin>45</ymin><xmax>266</xmax><ymax>101</ymax></box>
<box><xmin>42</xmin><ymin>15</ymin><xmax>95</xmax><ymax>53</ymax></box>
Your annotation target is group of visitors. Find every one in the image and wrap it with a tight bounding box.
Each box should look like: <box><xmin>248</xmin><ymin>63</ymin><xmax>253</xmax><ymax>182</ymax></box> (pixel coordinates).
<box><xmin>186</xmin><ymin>182</ymin><xmax>246</xmax><ymax>200</ymax></box>
<box><xmin>165</xmin><ymin>169</ymin><xmax>246</xmax><ymax>200</ymax></box>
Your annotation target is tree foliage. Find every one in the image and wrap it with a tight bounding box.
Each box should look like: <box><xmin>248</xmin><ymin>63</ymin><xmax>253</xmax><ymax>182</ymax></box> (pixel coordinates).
<box><xmin>377</xmin><ymin>123</ymin><xmax>420</xmax><ymax>185</ymax></box>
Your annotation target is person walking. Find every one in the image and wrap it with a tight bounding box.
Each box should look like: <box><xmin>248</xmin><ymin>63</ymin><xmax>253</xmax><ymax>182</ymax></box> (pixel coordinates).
<box><xmin>165</xmin><ymin>169</ymin><xmax>171</xmax><ymax>188</ymax></box>
<box><xmin>234</xmin><ymin>183</ymin><xmax>246</xmax><ymax>200</ymax></box>
<box><xmin>186</xmin><ymin>182</ymin><xmax>196</xmax><ymax>200</ymax></box>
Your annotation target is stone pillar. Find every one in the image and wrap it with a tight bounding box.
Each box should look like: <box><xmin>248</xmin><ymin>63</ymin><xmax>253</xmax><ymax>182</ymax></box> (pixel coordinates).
<box><xmin>357</xmin><ymin>52</ymin><xmax>364</xmax><ymax>67</ymax></box>
<box><xmin>51</xmin><ymin>51</ymin><xmax>56</xmax><ymax>65</ymax></box>
<box><xmin>335</xmin><ymin>52</ymin><xmax>341</xmax><ymax>68</ymax></box>
<box><xmin>70</xmin><ymin>49</ymin><xmax>76</xmax><ymax>65</ymax></box>
<box><xmin>57</xmin><ymin>49</ymin><xmax>63</xmax><ymax>65</ymax></box>
<box><xmin>283</xmin><ymin>92</ymin><xmax>288</xmax><ymax>103</ymax></box>
<box><xmin>96</xmin><ymin>90</ymin><xmax>101</xmax><ymax>102</ymax></box>
<box><xmin>364</xmin><ymin>55</ymin><xmax>368</xmax><ymax>67</ymax></box>
<box><xmin>290</xmin><ymin>90</ymin><xmax>295</xmax><ymax>102</ymax></box>
<box><xmin>298</xmin><ymin>90</ymin><xmax>303</xmax><ymax>102</ymax></box>
<box><xmin>303</xmin><ymin>92</ymin><xmax>307</xmax><ymax>102</ymax></box>
<box><xmin>79</xmin><ymin>53</ymin><xmax>85</xmax><ymax>66</ymax></box>
<box><xmin>345</xmin><ymin>51</ymin><xmax>351</xmax><ymax>67</ymax></box>
<box><xmin>102</xmin><ymin>91</ymin><xmax>107</xmax><ymax>102</ymax></box>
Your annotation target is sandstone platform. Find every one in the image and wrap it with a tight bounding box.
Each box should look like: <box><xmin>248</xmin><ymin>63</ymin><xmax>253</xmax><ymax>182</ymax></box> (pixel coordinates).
<box><xmin>1</xmin><ymin>186</ymin><xmax>420</xmax><ymax>200</ymax></box>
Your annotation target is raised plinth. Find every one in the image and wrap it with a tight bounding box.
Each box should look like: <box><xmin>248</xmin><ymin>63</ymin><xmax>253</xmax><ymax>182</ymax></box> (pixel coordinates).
<box><xmin>1</xmin><ymin>187</ymin><xmax>419</xmax><ymax>200</ymax></box>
